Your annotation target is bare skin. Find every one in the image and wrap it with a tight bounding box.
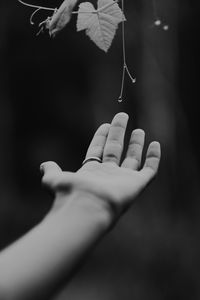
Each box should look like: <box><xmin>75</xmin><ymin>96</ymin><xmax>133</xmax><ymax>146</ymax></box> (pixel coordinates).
<box><xmin>42</xmin><ymin>112</ymin><xmax>161</xmax><ymax>221</ymax></box>
<box><xmin>0</xmin><ymin>112</ymin><xmax>161</xmax><ymax>300</ymax></box>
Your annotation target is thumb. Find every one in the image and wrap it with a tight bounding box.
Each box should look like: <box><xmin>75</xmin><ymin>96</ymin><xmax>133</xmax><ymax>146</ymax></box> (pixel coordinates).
<box><xmin>40</xmin><ymin>161</ymin><xmax>62</xmax><ymax>188</ymax></box>
<box><xmin>40</xmin><ymin>161</ymin><xmax>62</xmax><ymax>174</ymax></box>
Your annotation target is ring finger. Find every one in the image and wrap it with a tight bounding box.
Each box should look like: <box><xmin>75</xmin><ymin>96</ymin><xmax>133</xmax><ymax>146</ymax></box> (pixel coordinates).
<box><xmin>84</xmin><ymin>123</ymin><xmax>110</xmax><ymax>161</ymax></box>
<box><xmin>121</xmin><ymin>129</ymin><xmax>145</xmax><ymax>170</ymax></box>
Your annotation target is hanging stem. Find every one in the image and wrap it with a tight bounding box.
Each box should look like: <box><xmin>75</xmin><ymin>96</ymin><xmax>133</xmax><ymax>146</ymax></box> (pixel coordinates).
<box><xmin>17</xmin><ymin>0</ymin><xmax>56</xmax><ymax>26</ymax></box>
<box><xmin>118</xmin><ymin>0</ymin><xmax>136</xmax><ymax>103</ymax></box>
<box><xmin>118</xmin><ymin>65</ymin><xmax>126</xmax><ymax>102</ymax></box>
<box><xmin>17</xmin><ymin>0</ymin><xmax>55</xmax><ymax>12</ymax></box>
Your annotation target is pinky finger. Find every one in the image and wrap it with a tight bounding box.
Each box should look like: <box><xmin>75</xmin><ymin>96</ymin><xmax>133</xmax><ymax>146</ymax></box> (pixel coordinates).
<box><xmin>140</xmin><ymin>141</ymin><xmax>161</xmax><ymax>183</ymax></box>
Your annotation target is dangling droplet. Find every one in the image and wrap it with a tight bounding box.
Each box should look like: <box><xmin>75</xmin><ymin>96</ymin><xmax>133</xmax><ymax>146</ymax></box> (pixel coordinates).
<box><xmin>132</xmin><ymin>78</ymin><xmax>136</xmax><ymax>83</ymax></box>
<box><xmin>118</xmin><ymin>97</ymin><xmax>123</xmax><ymax>103</ymax></box>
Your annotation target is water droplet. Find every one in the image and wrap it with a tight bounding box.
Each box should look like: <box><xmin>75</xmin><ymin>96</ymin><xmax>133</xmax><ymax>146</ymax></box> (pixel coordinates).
<box><xmin>132</xmin><ymin>78</ymin><xmax>136</xmax><ymax>83</ymax></box>
<box><xmin>118</xmin><ymin>97</ymin><xmax>123</xmax><ymax>103</ymax></box>
<box><xmin>154</xmin><ymin>19</ymin><xmax>161</xmax><ymax>26</ymax></box>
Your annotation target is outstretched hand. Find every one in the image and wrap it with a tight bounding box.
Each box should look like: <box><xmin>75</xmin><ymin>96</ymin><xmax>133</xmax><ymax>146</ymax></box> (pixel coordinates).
<box><xmin>41</xmin><ymin>113</ymin><xmax>161</xmax><ymax>221</ymax></box>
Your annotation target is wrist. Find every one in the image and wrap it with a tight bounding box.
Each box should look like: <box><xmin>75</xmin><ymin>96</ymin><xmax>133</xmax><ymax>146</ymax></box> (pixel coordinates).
<box><xmin>55</xmin><ymin>191</ymin><xmax>114</xmax><ymax>231</ymax></box>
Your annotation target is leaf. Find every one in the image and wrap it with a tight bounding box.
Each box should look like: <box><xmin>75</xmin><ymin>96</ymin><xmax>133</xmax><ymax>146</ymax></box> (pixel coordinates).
<box><xmin>48</xmin><ymin>0</ymin><xmax>78</xmax><ymax>37</ymax></box>
<box><xmin>77</xmin><ymin>0</ymin><xmax>125</xmax><ymax>52</ymax></box>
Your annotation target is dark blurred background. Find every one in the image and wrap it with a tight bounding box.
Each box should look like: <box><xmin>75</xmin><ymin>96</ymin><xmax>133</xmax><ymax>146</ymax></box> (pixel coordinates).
<box><xmin>1</xmin><ymin>0</ymin><xmax>200</xmax><ymax>299</ymax></box>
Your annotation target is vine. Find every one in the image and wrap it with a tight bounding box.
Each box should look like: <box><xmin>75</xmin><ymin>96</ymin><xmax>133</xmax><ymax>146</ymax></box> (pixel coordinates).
<box><xmin>17</xmin><ymin>0</ymin><xmax>168</xmax><ymax>102</ymax></box>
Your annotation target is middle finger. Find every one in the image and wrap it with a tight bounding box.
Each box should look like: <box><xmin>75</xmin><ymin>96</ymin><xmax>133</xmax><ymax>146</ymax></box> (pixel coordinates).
<box><xmin>103</xmin><ymin>112</ymin><xmax>129</xmax><ymax>165</ymax></box>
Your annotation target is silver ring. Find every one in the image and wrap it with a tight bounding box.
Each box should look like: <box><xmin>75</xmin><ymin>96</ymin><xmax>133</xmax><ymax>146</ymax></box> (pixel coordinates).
<box><xmin>82</xmin><ymin>156</ymin><xmax>102</xmax><ymax>166</ymax></box>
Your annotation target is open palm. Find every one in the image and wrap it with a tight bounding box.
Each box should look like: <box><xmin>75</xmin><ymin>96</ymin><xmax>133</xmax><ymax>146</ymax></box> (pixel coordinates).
<box><xmin>41</xmin><ymin>113</ymin><xmax>161</xmax><ymax>216</ymax></box>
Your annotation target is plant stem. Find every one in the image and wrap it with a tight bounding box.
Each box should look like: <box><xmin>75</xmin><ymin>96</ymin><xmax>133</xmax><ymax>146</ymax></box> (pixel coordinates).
<box><xmin>17</xmin><ymin>0</ymin><xmax>55</xmax><ymax>11</ymax></box>
<box><xmin>118</xmin><ymin>0</ymin><xmax>136</xmax><ymax>102</ymax></box>
<box><xmin>72</xmin><ymin>10</ymin><xmax>96</xmax><ymax>14</ymax></box>
<box><xmin>72</xmin><ymin>0</ymin><xmax>119</xmax><ymax>14</ymax></box>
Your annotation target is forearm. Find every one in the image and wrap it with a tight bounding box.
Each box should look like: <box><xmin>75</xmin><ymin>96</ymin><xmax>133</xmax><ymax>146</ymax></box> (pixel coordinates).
<box><xmin>0</xmin><ymin>192</ymin><xmax>111</xmax><ymax>300</ymax></box>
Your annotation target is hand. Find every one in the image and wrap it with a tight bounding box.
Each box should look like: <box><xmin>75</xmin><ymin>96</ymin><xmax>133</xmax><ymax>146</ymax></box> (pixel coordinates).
<box><xmin>41</xmin><ymin>113</ymin><xmax>161</xmax><ymax>223</ymax></box>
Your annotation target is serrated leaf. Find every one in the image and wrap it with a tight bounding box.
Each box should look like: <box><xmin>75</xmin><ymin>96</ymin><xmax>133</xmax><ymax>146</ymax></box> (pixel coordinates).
<box><xmin>77</xmin><ymin>0</ymin><xmax>125</xmax><ymax>52</ymax></box>
<box><xmin>48</xmin><ymin>0</ymin><xmax>78</xmax><ymax>37</ymax></box>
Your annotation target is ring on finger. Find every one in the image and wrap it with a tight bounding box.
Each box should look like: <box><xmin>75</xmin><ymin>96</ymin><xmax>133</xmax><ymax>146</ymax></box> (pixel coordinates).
<box><xmin>82</xmin><ymin>156</ymin><xmax>102</xmax><ymax>166</ymax></box>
